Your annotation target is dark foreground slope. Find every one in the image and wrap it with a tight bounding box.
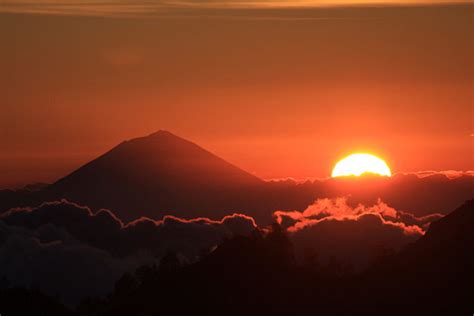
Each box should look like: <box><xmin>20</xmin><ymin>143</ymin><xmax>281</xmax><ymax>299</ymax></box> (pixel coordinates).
<box><xmin>0</xmin><ymin>287</ymin><xmax>73</xmax><ymax>316</ymax></box>
<box><xmin>361</xmin><ymin>198</ymin><xmax>474</xmax><ymax>315</ymax></box>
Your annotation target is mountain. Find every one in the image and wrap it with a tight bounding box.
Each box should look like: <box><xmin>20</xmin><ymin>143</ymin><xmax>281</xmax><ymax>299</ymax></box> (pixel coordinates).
<box><xmin>46</xmin><ymin>131</ymin><xmax>267</xmax><ymax>221</ymax></box>
<box><xmin>0</xmin><ymin>131</ymin><xmax>317</xmax><ymax>223</ymax></box>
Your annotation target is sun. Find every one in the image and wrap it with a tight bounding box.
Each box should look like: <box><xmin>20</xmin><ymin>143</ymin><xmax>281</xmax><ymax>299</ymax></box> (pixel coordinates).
<box><xmin>331</xmin><ymin>153</ymin><xmax>391</xmax><ymax>177</ymax></box>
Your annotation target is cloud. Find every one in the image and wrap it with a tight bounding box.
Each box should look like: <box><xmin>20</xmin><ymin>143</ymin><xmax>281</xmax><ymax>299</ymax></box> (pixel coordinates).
<box><xmin>0</xmin><ymin>1</ymin><xmax>468</xmax><ymax>18</ymax></box>
<box><xmin>0</xmin><ymin>200</ymin><xmax>257</xmax><ymax>305</ymax></box>
<box><xmin>1</xmin><ymin>200</ymin><xmax>257</xmax><ymax>259</ymax></box>
<box><xmin>274</xmin><ymin>197</ymin><xmax>431</xmax><ymax>234</ymax></box>
<box><xmin>0</xmin><ymin>220</ymin><xmax>150</xmax><ymax>306</ymax></box>
<box><xmin>274</xmin><ymin>197</ymin><xmax>442</xmax><ymax>269</ymax></box>
<box><xmin>396</xmin><ymin>170</ymin><xmax>474</xmax><ymax>179</ymax></box>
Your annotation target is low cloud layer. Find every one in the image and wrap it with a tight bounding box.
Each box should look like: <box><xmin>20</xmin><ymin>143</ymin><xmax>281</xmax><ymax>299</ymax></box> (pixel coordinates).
<box><xmin>2</xmin><ymin>200</ymin><xmax>256</xmax><ymax>258</ymax></box>
<box><xmin>0</xmin><ymin>200</ymin><xmax>256</xmax><ymax>305</ymax></box>
<box><xmin>274</xmin><ymin>197</ymin><xmax>443</xmax><ymax>269</ymax></box>
<box><xmin>0</xmin><ymin>220</ymin><xmax>149</xmax><ymax>306</ymax></box>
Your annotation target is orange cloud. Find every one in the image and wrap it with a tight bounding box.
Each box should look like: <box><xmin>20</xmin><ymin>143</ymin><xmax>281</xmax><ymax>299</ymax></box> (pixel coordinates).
<box><xmin>273</xmin><ymin>197</ymin><xmax>444</xmax><ymax>269</ymax></box>
<box><xmin>274</xmin><ymin>197</ymin><xmax>438</xmax><ymax>235</ymax></box>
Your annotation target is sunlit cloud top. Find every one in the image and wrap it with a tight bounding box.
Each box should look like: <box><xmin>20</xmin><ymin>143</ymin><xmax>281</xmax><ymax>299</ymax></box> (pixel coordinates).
<box><xmin>0</xmin><ymin>0</ymin><xmax>470</xmax><ymax>17</ymax></box>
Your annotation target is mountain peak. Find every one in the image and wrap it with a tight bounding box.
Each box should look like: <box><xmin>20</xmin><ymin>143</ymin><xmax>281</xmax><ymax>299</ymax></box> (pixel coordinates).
<box><xmin>50</xmin><ymin>131</ymin><xmax>264</xmax><ymax>221</ymax></box>
<box><xmin>146</xmin><ymin>129</ymin><xmax>177</xmax><ymax>138</ymax></box>
<box><xmin>122</xmin><ymin>130</ymin><xmax>182</xmax><ymax>144</ymax></box>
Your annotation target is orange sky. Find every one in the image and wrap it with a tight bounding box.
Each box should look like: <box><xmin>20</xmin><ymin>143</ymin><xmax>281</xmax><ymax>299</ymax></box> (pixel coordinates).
<box><xmin>0</xmin><ymin>4</ymin><xmax>472</xmax><ymax>188</ymax></box>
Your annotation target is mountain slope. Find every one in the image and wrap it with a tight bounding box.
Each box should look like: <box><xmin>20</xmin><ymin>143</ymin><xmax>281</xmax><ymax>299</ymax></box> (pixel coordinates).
<box><xmin>363</xmin><ymin>199</ymin><xmax>474</xmax><ymax>314</ymax></box>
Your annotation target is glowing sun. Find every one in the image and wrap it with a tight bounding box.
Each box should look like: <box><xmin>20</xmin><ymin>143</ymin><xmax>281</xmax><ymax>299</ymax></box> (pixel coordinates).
<box><xmin>331</xmin><ymin>153</ymin><xmax>391</xmax><ymax>177</ymax></box>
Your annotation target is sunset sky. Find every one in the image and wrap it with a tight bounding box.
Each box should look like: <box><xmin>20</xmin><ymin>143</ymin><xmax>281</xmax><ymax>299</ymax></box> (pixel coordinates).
<box><xmin>1</xmin><ymin>2</ymin><xmax>472</xmax><ymax>188</ymax></box>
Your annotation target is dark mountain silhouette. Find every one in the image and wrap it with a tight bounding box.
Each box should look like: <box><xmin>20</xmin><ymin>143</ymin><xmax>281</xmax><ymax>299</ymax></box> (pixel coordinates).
<box><xmin>47</xmin><ymin>131</ymin><xmax>266</xmax><ymax>221</ymax></box>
